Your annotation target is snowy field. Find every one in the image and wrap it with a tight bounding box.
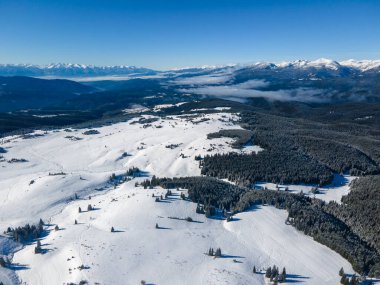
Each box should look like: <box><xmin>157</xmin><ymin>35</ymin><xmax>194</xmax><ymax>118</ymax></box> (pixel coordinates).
<box><xmin>13</xmin><ymin>182</ymin><xmax>354</xmax><ymax>285</ymax></box>
<box><xmin>0</xmin><ymin>113</ymin><xmax>257</xmax><ymax>228</ymax></box>
<box><xmin>0</xmin><ymin>111</ymin><xmax>362</xmax><ymax>284</ymax></box>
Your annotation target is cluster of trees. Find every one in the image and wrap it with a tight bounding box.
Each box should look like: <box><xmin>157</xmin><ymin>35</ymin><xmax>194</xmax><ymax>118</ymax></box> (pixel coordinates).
<box><xmin>339</xmin><ymin>268</ymin><xmax>366</xmax><ymax>285</ymax></box>
<box><xmin>5</xmin><ymin>219</ymin><xmax>44</xmax><ymax>243</ymax></box>
<box><xmin>207</xmin><ymin>247</ymin><xmax>222</xmax><ymax>257</ymax></box>
<box><xmin>126</xmin><ymin>167</ymin><xmax>141</xmax><ymax>177</ymax></box>
<box><xmin>150</xmin><ymin>176</ymin><xmax>246</xmax><ymax>211</ymax></box>
<box><xmin>265</xmin><ymin>265</ymin><xmax>286</xmax><ymax>283</ymax></box>
<box><xmin>207</xmin><ymin>129</ymin><xmax>254</xmax><ymax>149</ymax></box>
<box><xmin>82</xmin><ymin>129</ymin><xmax>100</xmax><ymax>135</ymax></box>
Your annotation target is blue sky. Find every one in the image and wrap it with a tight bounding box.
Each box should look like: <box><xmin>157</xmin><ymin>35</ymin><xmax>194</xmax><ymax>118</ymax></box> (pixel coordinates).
<box><xmin>0</xmin><ymin>0</ymin><xmax>379</xmax><ymax>69</ymax></box>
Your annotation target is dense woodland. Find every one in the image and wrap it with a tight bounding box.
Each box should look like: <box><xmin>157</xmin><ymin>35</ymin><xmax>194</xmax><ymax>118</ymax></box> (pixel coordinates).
<box><xmin>325</xmin><ymin>176</ymin><xmax>380</xmax><ymax>253</ymax></box>
<box><xmin>201</xmin><ymin>110</ymin><xmax>380</xmax><ymax>186</ymax></box>
<box><xmin>147</xmin><ymin>176</ymin><xmax>380</xmax><ymax>277</ymax></box>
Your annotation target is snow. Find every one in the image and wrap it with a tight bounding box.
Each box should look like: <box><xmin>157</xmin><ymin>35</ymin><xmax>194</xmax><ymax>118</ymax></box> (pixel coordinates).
<box><xmin>340</xmin><ymin>59</ymin><xmax>380</xmax><ymax>71</ymax></box>
<box><xmin>122</xmin><ymin>104</ymin><xmax>150</xmax><ymax>114</ymax></box>
<box><xmin>254</xmin><ymin>174</ymin><xmax>356</xmax><ymax>204</ymax></box>
<box><xmin>12</xmin><ymin>183</ymin><xmax>355</xmax><ymax>285</ymax></box>
<box><xmin>0</xmin><ymin>112</ymin><xmax>252</xmax><ymax>228</ymax></box>
<box><xmin>0</xmin><ymin>112</ymin><xmax>364</xmax><ymax>285</ymax></box>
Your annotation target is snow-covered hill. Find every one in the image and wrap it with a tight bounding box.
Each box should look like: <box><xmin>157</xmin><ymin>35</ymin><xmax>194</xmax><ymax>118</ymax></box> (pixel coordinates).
<box><xmin>0</xmin><ymin>111</ymin><xmax>368</xmax><ymax>284</ymax></box>
<box><xmin>12</xmin><ymin>181</ymin><xmax>354</xmax><ymax>285</ymax></box>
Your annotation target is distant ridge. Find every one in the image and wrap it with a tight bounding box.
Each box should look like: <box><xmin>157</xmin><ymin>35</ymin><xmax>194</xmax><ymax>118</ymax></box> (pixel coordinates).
<box><xmin>0</xmin><ymin>63</ymin><xmax>156</xmax><ymax>77</ymax></box>
<box><xmin>0</xmin><ymin>59</ymin><xmax>379</xmax><ymax>77</ymax></box>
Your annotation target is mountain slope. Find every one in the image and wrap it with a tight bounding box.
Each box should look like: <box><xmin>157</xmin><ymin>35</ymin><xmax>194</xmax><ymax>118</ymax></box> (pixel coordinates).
<box><xmin>0</xmin><ymin>76</ymin><xmax>94</xmax><ymax>112</ymax></box>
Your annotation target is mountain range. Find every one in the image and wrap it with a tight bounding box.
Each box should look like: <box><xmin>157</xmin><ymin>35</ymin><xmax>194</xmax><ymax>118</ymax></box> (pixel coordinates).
<box><xmin>1</xmin><ymin>59</ymin><xmax>380</xmax><ymax>77</ymax></box>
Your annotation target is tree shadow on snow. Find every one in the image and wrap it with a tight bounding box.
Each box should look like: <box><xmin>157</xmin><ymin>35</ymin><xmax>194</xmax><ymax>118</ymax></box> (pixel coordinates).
<box><xmin>8</xmin><ymin>263</ymin><xmax>30</xmax><ymax>271</ymax></box>
<box><xmin>220</xmin><ymin>254</ymin><xmax>245</xmax><ymax>259</ymax></box>
<box><xmin>156</xmin><ymin>226</ymin><xmax>172</xmax><ymax>230</ymax></box>
<box><xmin>111</xmin><ymin>230</ymin><xmax>125</xmax><ymax>233</ymax></box>
<box><xmin>285</xmin><ymin>274</ymin><xmax>310</xmax><ymax>283</ymax></box>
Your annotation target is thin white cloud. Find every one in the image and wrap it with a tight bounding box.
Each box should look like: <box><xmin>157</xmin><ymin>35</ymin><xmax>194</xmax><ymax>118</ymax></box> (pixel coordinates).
<box><xmin>173</xmin><ymin>74</ymin><xmax>231</xmax><ymax>85</ymax></box>
<box><xmin>179</xmin><ymin>83</ymin><xmax>329</xmax><ymax>103</ymax></box>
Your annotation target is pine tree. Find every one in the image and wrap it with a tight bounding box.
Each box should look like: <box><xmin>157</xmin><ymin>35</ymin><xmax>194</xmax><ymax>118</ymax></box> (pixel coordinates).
<box><xmin>111</xmin><ymin>227</ymin><xmax>114</xmax><ymax>232</ymax></box>
<box><xmin>339</xmin><ymin>267</ymin><xmax>344</xmax><ymax>276</ymax></box>
<box><xmin>39</xmin><ymin>218</ymin><xmax>44</xmax><ymax>226</ymax></box>
<box><xmin>75</xmin><ymin>219</ymin><xmax>78</xmax><ymax>225</ymax></box>
<box><xmin>265</xmin><ymin>267</ymin><xmax>272</xmax><ymax>278</ymax></box>
<box><xmin>0</xmin><ymin>257</ymin><xmax>6</xmax><ymax>267</ymax></box>
<box><xmin>253</xmin><ymin>266</ymin><xmax>256</xmax><ymax>273</ymax></box>
<box><xmin>34</xmin><ymin>240</ymin><xmax>42</xmax><ymax>254</ymax></box>
<box><xmin>282</xmin><ymin>267</ymin><xmax>286</xmax><ymax>281</ymax></box>
<box><xmin>54</xmin><ymin>225</ymin><xmax>59</xmax><ymax>231</ymax></box>
<box><xmin>215</xmin><ymin>248</ymin><xmax>222</xmax><ymax>257</ymax></box>
<box><xmin>78</xmin><ymin>207</ymin><xmax>82</xmax><ymax>213</ymax></box>
<box><xmin>87</xmin><ymin>204</ymin><xmax>92</xmax><ymax>211</ymax></box>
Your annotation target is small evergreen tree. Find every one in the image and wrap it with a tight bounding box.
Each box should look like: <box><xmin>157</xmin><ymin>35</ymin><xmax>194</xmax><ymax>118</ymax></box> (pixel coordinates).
<box><xmin>54</xmin><ymin>225</ymin><xmax>59</xmax><ymax>231</ymax></box>
<box><xmin>339</xmin><ymin>267</ymin><xmax>344</xmax><ymax>276</ymax></box>
<box><xmin>215</xmin><ymin>248</ymin><xmax>222</xmax><ymax>257</ymax></box>
<box><xmin>87</xmin><ymin>204</ymin><xmax>92</xmax><ymax>211</ymax></box>
<box><xmin>111</xmin><ymin>227</ymin><xmax>114</xmax><ymax>232</ymax></box>
<box><xmin>75</xmin><ymin>219</ymin><xmax>78</xmax><ymax>225</ymax></box>
<box><xmin>34</xmin><ymin>240</ymin><xmax>42</xmax><ymax>254</ymax></box>
<box><xmin>0</xmin><ymin>257</ymin><xmax>6</xmax><ymax>267</ymax></box>
<box><xmin>282</xmin><ymin>267</ymin><xmax>286</xmax><ymax>281</ymax></box>
<box><xmin>155</xmin><ymin>223</ymin><xmax>159</xmax><ymax>229</ymax></box>
<box><xmin>78</xmin><ymin>207</ymin><xmax>82</xmax><ymax>213</ymax></box>
<box><xmin>253</xmin><ymin>266</ymin><xmax>256</xmax><ymax>273</ymax></box>
<box><xmin>265</xmin><ymin>267</ymin><xmax>272</xmax><ymax>278</ymax></box>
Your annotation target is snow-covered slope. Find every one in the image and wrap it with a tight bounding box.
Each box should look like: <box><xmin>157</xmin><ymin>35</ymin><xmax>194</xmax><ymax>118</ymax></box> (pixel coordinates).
<box><xmin>0</xmin><ymin>112</ymin><xmax>256</xmax><ymax>228</ymax></box>
<box><xmin>12</xmin><ymin>182</ymin><xmax>354</xmax><ymax>285</ymax></box>
<box><xmin>0</xmin><ymin>111</ymin><xmax>363</xmax><ymax>285</ymax></box>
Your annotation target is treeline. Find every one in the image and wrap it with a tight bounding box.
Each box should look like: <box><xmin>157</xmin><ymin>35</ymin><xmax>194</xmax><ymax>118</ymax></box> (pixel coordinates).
<box><xmin>202</xmin><ymin>152</ymin><xmax>333</xmax><ymax>186</ymax></box>
<box><xmin>145</xmin><ymin>176</ymin><xmax>380</xmax><ymax>277</ymax></box>
<box><xmin>242</xmin><ymin>111</ymin><xmax>380</xmax><ymax>177</ymax></box>
<box><xmin>201</xmin><ymin>111</ymin><xmax>380</xmax><ymax>187</ymax></box>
